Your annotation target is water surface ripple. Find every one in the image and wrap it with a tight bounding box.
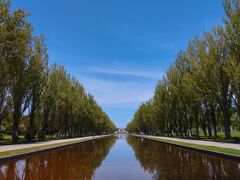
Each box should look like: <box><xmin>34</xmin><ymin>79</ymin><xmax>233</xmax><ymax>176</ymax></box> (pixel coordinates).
<box><xmin>0</xmin><ymin>135</ymin><xmax>240</xmax><ymax>180</ymax></box>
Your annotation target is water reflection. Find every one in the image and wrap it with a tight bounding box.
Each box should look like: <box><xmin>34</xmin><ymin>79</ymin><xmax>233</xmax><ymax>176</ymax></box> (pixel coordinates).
<box><xmin>115</xmin><ymin>134</ymin><xmax>128</xmax><ymax>139</ymax></box>
<box><xmin>127</xmin><ymin>136</ymin><xmax>240</xmax><ymax>179</ymax></box>
<box><xmin>93</xmin><ymin>134</ymin><xmax>153</xmax><ymax>180</ymax></box>
<box><xmin>0</xmin><ymin>137</ymin><xmax>116</xmax><ymax>180</ymax></box>
<box><xmin>1</xmin><ymin>136</ymin><xmax>240</xmax><ymax>180</ymax></box>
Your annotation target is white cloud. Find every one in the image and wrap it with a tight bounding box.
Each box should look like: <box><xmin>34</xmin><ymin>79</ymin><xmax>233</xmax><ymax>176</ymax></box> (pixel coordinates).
<box><xmin>67</xmin><ymin>65</ymin><xmax>164</xmax><ymax>107</ymax></box>
<box><xmin>69</xmin><ymin>65</ymin><xmax>164</xmax><ymax>79</ymax></box>
<box><xmin>78</xmin><ymin>76</ymin><xmax>156</xmax><ymax>107</ymax></box>
<box><xmin>88</xmin><ymin>66</ymin><xmax>163</xmax><ymax>79</ymax></box>
<box><xmin>66</xmin><ymin>65</ymin><xmax>165</xmax><ymax>126</ymax></box>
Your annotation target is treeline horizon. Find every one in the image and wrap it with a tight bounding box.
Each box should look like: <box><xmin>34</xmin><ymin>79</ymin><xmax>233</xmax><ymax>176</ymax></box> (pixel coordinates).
<box><xmin>0</xmin><ymin>1</ymin><xmax>116</xmax><ymax>142</ymax></box>
<box><xmin>127</xmin><ymin>0</ymin><xmax>240</xmax><ymax>140</ymax></box>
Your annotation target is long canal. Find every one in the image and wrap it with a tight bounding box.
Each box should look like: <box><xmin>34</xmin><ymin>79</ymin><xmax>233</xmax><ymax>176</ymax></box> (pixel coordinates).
<box><xmin>0</xmin><ymin>135</ymin><xmax>240</xmax><ymax>179</ymax></box>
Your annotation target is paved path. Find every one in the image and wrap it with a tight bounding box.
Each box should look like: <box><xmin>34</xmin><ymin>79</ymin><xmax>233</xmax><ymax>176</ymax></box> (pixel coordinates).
<box><xmin>0</xmin><ymin>135</ymin><xmax>110</xmax><ymax>153</ymax></box>
<box><xmin>138</xmin><ymin>135</ymin><xmax>240</xmax><ymax>150</ymax></box>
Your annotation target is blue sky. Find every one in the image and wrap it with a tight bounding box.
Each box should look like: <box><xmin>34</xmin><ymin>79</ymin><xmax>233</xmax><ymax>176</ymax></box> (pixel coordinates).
<box><xmin>12</xmin><ymin>0</ymin><xmax>224</xmax><ymax>128</ymax></box>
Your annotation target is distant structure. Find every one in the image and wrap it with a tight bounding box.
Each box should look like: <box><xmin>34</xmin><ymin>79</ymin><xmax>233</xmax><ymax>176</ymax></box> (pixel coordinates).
<box><xmin>115</xmin><ymin>128</ymin><xmax>128</xmax><ymax>134</ymax></box>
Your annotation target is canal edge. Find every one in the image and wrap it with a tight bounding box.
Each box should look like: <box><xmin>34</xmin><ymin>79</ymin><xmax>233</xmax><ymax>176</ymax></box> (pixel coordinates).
<box><xmin>0</xmin><ymin>134</ymin><xmax>114</xmax><ymax>163</ymax></box>
<box><xmin>130</xmin><ymin>134</ymin><xmax>240</xmax><ymax>162</ymax></box>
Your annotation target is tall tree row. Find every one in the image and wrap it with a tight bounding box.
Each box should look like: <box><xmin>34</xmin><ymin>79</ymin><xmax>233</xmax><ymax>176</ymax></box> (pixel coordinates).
<box><xmin>0</xmin><ymin>0</ymin><xmax>116</xmax><ymax>142</ymax></box>
<box><xmin>127</xmin><ymin>0</ymin><xmax>240</xmax><ymax>140</ymax></box>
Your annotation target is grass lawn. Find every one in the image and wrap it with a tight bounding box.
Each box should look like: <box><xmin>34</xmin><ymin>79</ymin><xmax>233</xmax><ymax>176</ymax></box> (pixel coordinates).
<box><xmin>198</xmin><ymin>131</ymin><xmax>240</xmax><ymax>142</ymax></box>
<box><xmin>0</xmin><ymin>134</ymin><xmax>57</xmax><ymax>145</ymax></box>
<box><xmin>133</xmin><ymin>135</ymin><xmax>240</xmax><ymax>157</ymax></box>
<box><xmin>0</xmin><ymin>134</ymin><xmax>25</xmax><ymax>144</ymax></box>
<box><xmin>156</xmin><ymin>131</ymin><xmax>240</xmax><ymax>143</ymax></box>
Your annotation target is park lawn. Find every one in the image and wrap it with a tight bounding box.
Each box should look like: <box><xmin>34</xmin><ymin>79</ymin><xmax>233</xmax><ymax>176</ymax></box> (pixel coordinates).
<box><xmin>1</xmin><ymin>134</ymin><xmax>25</xmax><ymax>140</ymax></box>
<box><xmin>137</xmin><ymin>135</ymin><xmax>240</xmax><ymax>156</ymax></box>
<box><xmin>0</xmin><ymin>134</ymin><xmax>57</xmax><ymax>145</ymax></box>
<box><xmin>228</xmin><ymin>131</ymin><xmax>240</xmax><ymax>137</ymax></box>
<box><xmin>199</xmin><ymin>131</ymin><xmax>240</xmax><ymax>137</ymax></box>
<box><xmin>157</xmin><ymin>131</ymin><xmax>240</xmax><ymax>143</ymax></box>
<box><xmin>0</xmin><ymin>134</ymin><xmax>25</xmax><ymax>144</ymax></box>
<box><xmin>198</xmin><ymin>131</ymin><xmax>240</xmax><ymax>142</ymax></box>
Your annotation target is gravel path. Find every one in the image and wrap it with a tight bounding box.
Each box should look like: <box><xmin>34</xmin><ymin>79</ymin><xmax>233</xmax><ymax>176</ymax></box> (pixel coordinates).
<box><xmin>141</xmin><ymin>135</ymin><xmax>240</xmax><ymax>150</ymax></box>
<box><xmin>0</xmin><ymin>135</ymin><xmax>109</xmax><ymax>153</ymax></box>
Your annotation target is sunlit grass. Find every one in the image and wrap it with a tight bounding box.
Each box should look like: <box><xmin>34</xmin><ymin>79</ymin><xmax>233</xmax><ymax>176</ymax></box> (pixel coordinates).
<box><xmin>0</xmin><ymin>134</ymin><xmax>57</xmax><ymax>145</ymax></box>
<box><xmin>157</xmin><ymin>131</ymin><xmax>240</xmax><ymax>143</ymax></box>
<box><xmin>197</xmin><ymin>131</ymin><xmax>240</xmax><ymax>142</ymax></box>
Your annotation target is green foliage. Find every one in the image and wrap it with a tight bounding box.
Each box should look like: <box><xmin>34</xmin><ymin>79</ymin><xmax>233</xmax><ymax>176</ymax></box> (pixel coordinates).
<box><xmin>0</xmin><ymin>0</ymin><xmax>32</xmax><ymax>142</ymax></box>
<box><xmin>0</xmin><ymin>0</ymin><xmax>116</xmax><ymax>143</ymax></box>
<box><xmin>127</xmin><ymin>0</ymin><xmax>240</xmax><ymax>140</ymax></box>
<box><xmin>39</xmin><ymin>65</ymin><xmax>116</xmax><ymax>138</ymax></box>
<box><xmin>0</xmin><ymin>133</ymin><xmax>4</xmax><ymax>141</ymax></box>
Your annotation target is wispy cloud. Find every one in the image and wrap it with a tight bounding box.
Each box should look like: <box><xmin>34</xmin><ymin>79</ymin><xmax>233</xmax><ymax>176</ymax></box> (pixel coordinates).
<box><xmin>78</xmin><ymin>76</ymin><xmax>155</xmax><ymax>107</ymax></box>
<box><xmin>67</xmin><ymin>65</ymin><xmax>164</xmax><ymax>126</ymax></box>
<box><xmin>70</xmin><ymin>65</ymin><xmax>164</xmax><ymax>80</ymax></box>
<box><xmin>88</xmin><ymin>66</ymin><xmax>163</xmax><ymax>79</ymax></box>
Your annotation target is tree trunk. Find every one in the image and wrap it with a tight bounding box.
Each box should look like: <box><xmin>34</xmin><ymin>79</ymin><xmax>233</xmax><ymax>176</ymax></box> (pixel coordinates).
<box><xmin>210</xmin><ymin>105</ymin><xmax>217</xmax><ymax>138</ymax></box>
<box><xmin>40</xmin><ymin>106</ymin><xmax>49</xmax><ymax>140</ymax></box>
<box><xmin>207</xmin><ymin>110</ymin><xmax>212</xmax><ymax>138</ymax></box>
<box><xmin>194</xmin><ymin>108</ymin><xmax>199</xmax><ymax>138</ymax></box>
<box><xmin>29</xmin><ymin>97</ymin><xmax>36</xmax><ymax>132</ymax></box>
<box><xmin>199</xmin><ymin>116</ymin><xmax>207</xmax><ymax>136</ymax></box>
<box><xmin>12</xmin><ymin>107</ymin><xmax>21</xmax><ymax>142</ymax></box>
<box><xmin>223</xmin><ymin>107</ymin><xmax>231</xmax><ymax>139</ymax></box>
<box><xmin>26</xmin><ymin>102</ymin><xmax>37</xmax><ymax>141</ymax></box>
<box><xmin>220</xmin><ymin>66</ymin><xmax>232</xmax><ymax>139</ymax></box>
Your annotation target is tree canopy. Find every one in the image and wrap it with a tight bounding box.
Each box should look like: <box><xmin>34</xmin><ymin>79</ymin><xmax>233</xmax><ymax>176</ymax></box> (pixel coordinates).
<box><xmin>127</xmin><ymin>0</ymin><xmax>240</xmax><ymax>140</ymax></box>
<box><xmin>0</xmin><ymin>0</ymin><xmax>116</xmax><ymax>142</ymax></box>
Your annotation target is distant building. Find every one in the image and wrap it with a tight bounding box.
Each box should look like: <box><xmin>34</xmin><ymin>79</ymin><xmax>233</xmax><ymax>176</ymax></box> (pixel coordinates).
<box><xmin>115</xmin><ymin>128</ymin><xmax>128</xmax><ymax>134</ymax></box>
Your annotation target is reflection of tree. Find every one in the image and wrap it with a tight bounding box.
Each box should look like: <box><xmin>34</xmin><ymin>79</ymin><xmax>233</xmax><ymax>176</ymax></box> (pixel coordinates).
<box><xmin>127</xmin><ymin>137</ymin><xmax>240</xmax><ymax>180</ymax></box>
<box><xmin>0</xmin><ymin>136</ymin><xmax>116</xmax><ymax>180</ymax></box>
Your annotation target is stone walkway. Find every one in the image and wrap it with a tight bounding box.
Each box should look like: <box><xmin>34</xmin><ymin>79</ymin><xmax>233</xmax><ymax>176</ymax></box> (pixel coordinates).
<box><xmin>140</xmin><ymin>135</ymin><xmax>240</xmax><ymax>150</ymax></box>
<box><xmin>0</xmin><ymin>135</ymin><xmax>109</xmax><ymax>153</ymax></box>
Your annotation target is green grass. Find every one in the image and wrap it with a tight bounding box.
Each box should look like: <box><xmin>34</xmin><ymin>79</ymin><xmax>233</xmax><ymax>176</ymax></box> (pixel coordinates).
<box><xmin>133</xmin><ymin>135</ymin><xmax>240</xmax><ymax>156</ymax></box>
<box><xmin>197</xmin><ymin>131</ymin><xmax>240</xmax><ymax>143</ymax></box>
<box><xmin>0</xmin><ymin>134</ymin><xmax>57</xmax><ymax>145</ymax></box>
<box><xmin>0</xmin><ymin>135</ymin><xmax>110</xmax><ymax>158</ymax></box>
<box><xmin>0</xmin><ymin>134</ymin><xmax>24</xmax><ymax>140</ymax></box>
<box><xmin>156</xmin><ymin>131</ymin><xmax>240</xmax><ymax>143</ymax></box>
<box><xmin>197</xmin><ymin>131</ymin><xmax>240</xmax><ymax>137</ymax></box>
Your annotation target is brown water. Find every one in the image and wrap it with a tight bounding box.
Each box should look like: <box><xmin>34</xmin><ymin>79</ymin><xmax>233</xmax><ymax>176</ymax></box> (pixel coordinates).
<box><xmin>0</xmin><ymin>135</ymin><xmax>240</xmax><ymax>180</ymax></box>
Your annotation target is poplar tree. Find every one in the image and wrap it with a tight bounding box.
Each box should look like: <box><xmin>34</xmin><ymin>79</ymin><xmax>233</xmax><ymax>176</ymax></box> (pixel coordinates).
<box><xmin>25</xmin><ymin>35</ymin><xmax>48</xmax><ymax>141</ymax></box>
<box><xmin>0</xmin><ymin>1</ymin><xmax>9</xmax><ymax>131</ymax></box>
<box><xmin>1</xmin><ymin>1</ymin><xmax>32</xmax><ymax>141</ymax></box>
